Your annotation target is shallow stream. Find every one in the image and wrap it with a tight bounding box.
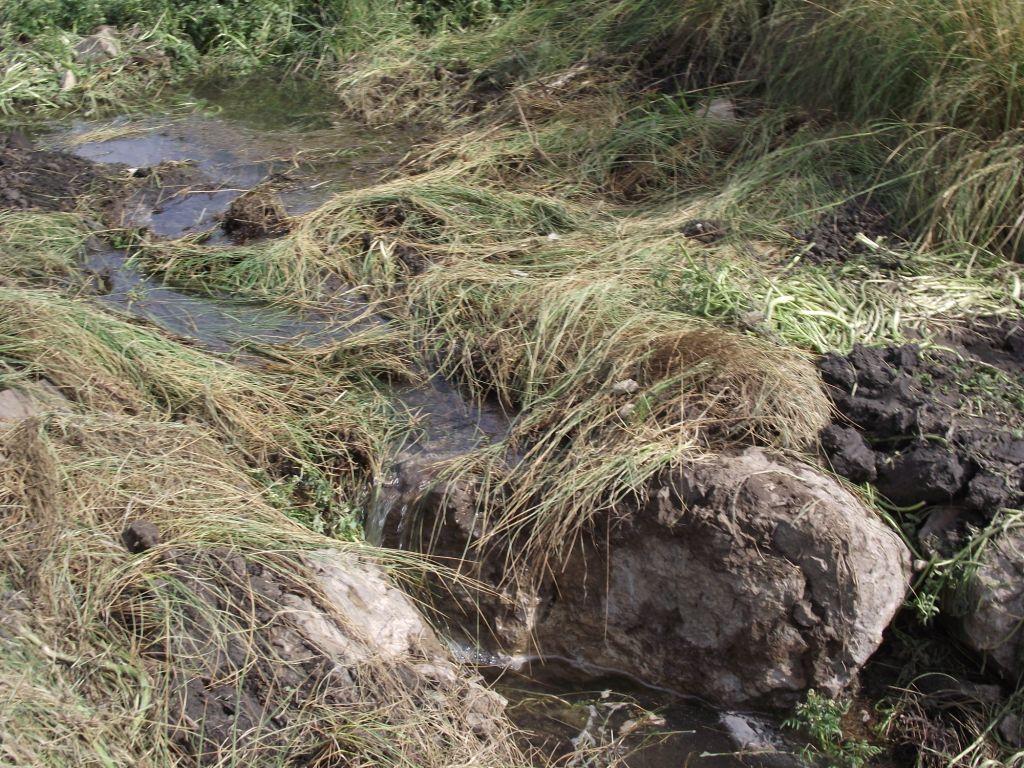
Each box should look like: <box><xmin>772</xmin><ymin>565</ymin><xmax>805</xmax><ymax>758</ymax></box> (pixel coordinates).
<box><xmin>38</xmin><ymin>79</ymin><xmax>811</xmax><ymax>768</ymax></box>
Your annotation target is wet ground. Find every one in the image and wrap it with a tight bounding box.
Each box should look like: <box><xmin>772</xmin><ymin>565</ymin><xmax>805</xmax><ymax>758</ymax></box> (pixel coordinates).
<box><xmin>487</xmin><ymin>661</ymin><xmax>812</xmax><ymax>768</ymax></box>
<box><xmin>1</xmin><ymin>78</ymin><xmax>815</xmax><ymax>767</ymax></box>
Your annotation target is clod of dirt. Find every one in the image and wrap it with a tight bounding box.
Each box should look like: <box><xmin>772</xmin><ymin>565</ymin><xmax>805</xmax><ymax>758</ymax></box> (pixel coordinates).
<box><xmin>0</xmin><ymin>133</ymin><xmax>123</xmax><ymax>214</ymax></box>
<box><xmin>876</xmin><ymin>444</ymin><xmax>967</xmax><ymax>506</ymax></box>
<box><xmin>818</xmin><ymin>339</ymin><xmax>1024</xmax><ymax>520</ymax></box>
<box><xmin>820</xmin><ymin>424</ymin><xmax>877</xmax><ymax>483</ymax></box>
<box><xmin>795</xmin><ymin>198</ymin><xmax>901</xmax><ymax>263</ymax></box>
<box><xmin>121</xmin><ymin>519</ymin><xmax>160</xmax><ymax>553</ymax></box>
<box><xmin>680</xmin><ymin>218</ymin><xmax>727</xmax><ymax>244</ymax></box>
<box><xmin>221</xmin><ymin>184</ymin><xmax>290</xmax><ymax>242</ymax></box>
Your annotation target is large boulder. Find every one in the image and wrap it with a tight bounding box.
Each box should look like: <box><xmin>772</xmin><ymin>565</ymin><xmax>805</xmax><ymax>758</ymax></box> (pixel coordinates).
<box><xmin>955</xmin><ymin>522</ymin><xmax>1024</xmax><ymax>683</ymax></box>
<box><xmin>379</xmin><ymin>447</ymin><xmax>911</xmax><ymax>707</ymax></box>
<box><xmin>533</xmin><ymin>449</ymin><xmax>911</xmax><ymax>706</ymax></box>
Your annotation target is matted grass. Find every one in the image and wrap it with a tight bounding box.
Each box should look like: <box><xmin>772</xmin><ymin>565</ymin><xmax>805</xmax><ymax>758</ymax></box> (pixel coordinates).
<box><xmin>0</xmin><ymin>285</ymin><xmax>410</xmax><ymax>511</ymax></box>
<box><xmin>0</xmin><ymin>210</ymin><xmax>92</xmax><ymax>284</ymax></box>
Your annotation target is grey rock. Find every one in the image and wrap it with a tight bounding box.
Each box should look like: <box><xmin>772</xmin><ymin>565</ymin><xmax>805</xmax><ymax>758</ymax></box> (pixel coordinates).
<box><xmin>0</xmin><ymin>389</ymin><xmax>39</xmax><ymax>422</ymax></box>
<box><xmin>610</xmin><ymin>378</ymin><xmax>640</xmax><ymax>396</ymax></box>
<box><xmin>701</xmin><ymin>97</ymin><xmax>739</xmax><ymax>122</ymax></box>
<box><xmin>161</xmin><ymin>546</ymin><xmax>511</xmax><ymax>761</ymax></box>
<box><xmin>59</xmin><ymin>70</ymin><xmax>77</xmax><ymax>92</ymax></box>
<box><xmin>955</xmin><ymin>521</ymin><xmax>1024</xmax><ymax>681</ymax></box>
<box><xmin>382</xmin><ymin>447</ymin><xmax>911</xmax><ymax>707</ymax></box>
<box><xmin>999</xmin><ymin>713</ymin><xmax>1024</xmax><ymax>748</ymax></box>
<box><xmin>0</xmin><ymin>382</ymin><xmax>68</xmax><ymax>422</ymax></box>
<box><xmin>73</xmin><ymin>26</ymin><xmax>121</xmax><ymax>63</ymax></box>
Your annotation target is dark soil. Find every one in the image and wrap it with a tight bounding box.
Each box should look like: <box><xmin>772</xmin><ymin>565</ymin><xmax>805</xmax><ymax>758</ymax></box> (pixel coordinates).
<box><xmin>681</xmin><ymin>218</ymin><xmax>728</xmax><ymax>244</ymax></box>
<box><xmin>817</xmin><ymin>322</ymin><xmax>1024</xmax><ymax>549</ymax></box>
<box><xmin>795</xmin><ymin>198</ymin><xmax>903</xmax><ymax>264</ymax></box>
<box><xmin>0</xmin><ymin>131</ymin><xmax>124</xmax><ymax>214</ymax></box>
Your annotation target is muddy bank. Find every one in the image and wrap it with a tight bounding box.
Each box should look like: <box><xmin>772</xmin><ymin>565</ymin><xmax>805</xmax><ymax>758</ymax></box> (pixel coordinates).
<box><xmin>0</xmin><ymin>130</ymin><xmax>125</xmax><ymax>214</ymax></box>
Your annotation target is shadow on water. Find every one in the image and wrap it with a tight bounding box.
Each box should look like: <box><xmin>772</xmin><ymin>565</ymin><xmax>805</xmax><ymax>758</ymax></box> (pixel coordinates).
<box><xmin>484</xmin><ymin>660</ymin><xmax>812</xmax><ymax>767</ymax></box>
<box><xmin>38</xmin><ymin>77</ymin><xmax>812</xmax><ymax>768</ymax></box>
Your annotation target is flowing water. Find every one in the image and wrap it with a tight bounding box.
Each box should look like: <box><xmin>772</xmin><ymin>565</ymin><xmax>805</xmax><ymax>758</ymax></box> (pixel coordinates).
<box><xmin>38</xmin><ymin>79</ymin><xmax>812</xmax><ymax>768</ymax></box>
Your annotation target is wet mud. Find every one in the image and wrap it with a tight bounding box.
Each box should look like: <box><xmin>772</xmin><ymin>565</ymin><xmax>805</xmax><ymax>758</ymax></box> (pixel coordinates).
<box><xmin>0</xmin><ymin>129</ymin><xmax>124</xmax><ymax>214</ymax></box>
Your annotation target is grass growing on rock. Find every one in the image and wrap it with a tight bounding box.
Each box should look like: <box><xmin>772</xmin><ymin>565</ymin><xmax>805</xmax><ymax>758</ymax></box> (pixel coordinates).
<box><xmin>0</xmin><ymin>412</ymin><xmax>526</xmax><ymax>767</ymax></box>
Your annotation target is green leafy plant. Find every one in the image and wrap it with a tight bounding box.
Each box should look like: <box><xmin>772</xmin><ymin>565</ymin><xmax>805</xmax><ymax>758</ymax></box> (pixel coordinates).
<box><xmin>784</xmin><ymin>690</ymin><xmax>883</xmax><ymax>768</ymax></box>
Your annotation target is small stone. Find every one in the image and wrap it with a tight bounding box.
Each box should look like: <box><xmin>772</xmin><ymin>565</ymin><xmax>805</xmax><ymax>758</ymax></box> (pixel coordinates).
<box><xmin>59</xmin><ymin>70</ymin><xmax>77</xmax><ymax>92</ymax></box>
<box><xmin>616</xmin><ymin>403</ymin><xmax>637</xmax><ymax>419</ymax></box>
<box><xmin>739</xmin><ymin>310</ymin><xmax>766</xmax><ymax>330</ymax></box>
<box><xmin>912</xmin><ymin>559</ymin><xmax>929</xmax><ymax>572</ymax></box>
<box><xmin>610</xmin><ymin>379</ymin><xmax>640</xmax><ymax>396</ymax></box>
<box><xmin>73</xmin><ymin>26</ymin><xmax>121</xmax><ymax>64</ymax></box>
<box><xmin>122</xmin><ymin>520</ymin><xmax>161</xmax><ymax>553</ymax></box>
<box><xmin>702</xmin><ymin>97</ymin><xmax>739</xmax><ymax>122</ymax></box>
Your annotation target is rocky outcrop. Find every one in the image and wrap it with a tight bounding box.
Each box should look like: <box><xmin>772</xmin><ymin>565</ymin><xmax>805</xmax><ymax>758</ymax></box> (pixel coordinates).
<box><xmin>379</xmin><ymin>447</ymin><xmax>911</xmax><ymax>707</ymax></box>
<box><xmin>955</xmin><ymin>523</ymin><xmax>1024</xmax><ymax>683</ymax></box>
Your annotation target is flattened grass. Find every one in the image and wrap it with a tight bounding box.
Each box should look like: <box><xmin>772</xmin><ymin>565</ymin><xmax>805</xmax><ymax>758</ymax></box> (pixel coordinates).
<box><xmin>0</xmin><ymin>285</ymin><xmax>406</xmax><ymax>505</ymax></box>
<box><xmin>0</xmin><ymin>210</ymin><xmax>92</xmax><ymax>284</ymax></box>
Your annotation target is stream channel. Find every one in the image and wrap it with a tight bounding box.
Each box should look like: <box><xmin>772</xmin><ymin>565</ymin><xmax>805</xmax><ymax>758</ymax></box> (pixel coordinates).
<box><xmin>34</xmin><ymin>79</ymin><xmax>813</xmax><ymax>768</ymax></box>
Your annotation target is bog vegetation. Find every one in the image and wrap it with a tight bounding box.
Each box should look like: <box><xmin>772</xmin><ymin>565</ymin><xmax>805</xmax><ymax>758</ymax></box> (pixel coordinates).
<box><xmin>2</xmin><ymin>1</ymin><xmax>1023</xmax><ymax>767</ymax></box>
